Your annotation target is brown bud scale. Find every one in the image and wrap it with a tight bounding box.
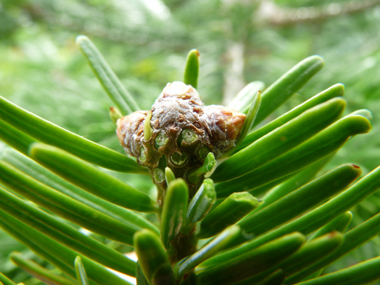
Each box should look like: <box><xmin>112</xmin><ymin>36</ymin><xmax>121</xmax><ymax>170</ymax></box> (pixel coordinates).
<box><xmin>116</xmin><ymin>82</ymin><xmax>246</xmax><ymax>202</ymax></box>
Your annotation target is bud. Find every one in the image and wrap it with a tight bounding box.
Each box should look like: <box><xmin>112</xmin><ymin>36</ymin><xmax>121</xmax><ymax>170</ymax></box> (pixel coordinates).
<box><xmin>171</xmin><ymin>151</ymin><xmax>188</xmax><ymax>166</ymax></box>
<box><xmin>154</xmin><ymin>168</ymin><xmax>165</xmax><ymax>183</ymax></box>
<box><xmin>116</xmin><ymin>82</ymin><xmax>246</xmax><ymax>194</ymax></box>
<box><xmin>155</xmin><ymin>132</ymin><xmax>169</xmax><ymax>149</ymax></box>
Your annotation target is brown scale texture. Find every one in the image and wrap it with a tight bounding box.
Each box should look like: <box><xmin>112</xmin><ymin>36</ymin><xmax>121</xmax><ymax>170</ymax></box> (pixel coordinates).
<box><xmin>116</xmin><ymin>111</ymin><xmax>147</xmax><ymax>158</ymax></box>
<box><xmin>116</xmin><ymin>81</ymin><xmax>246</xmax><ymax>201</ymax></box>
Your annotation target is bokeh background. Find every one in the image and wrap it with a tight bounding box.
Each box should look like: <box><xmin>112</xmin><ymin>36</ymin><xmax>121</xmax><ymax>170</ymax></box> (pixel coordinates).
<box><xmin>1</xmin><ymin>0</ymin><xmax>380</xmax><ymax>284</ymax></box>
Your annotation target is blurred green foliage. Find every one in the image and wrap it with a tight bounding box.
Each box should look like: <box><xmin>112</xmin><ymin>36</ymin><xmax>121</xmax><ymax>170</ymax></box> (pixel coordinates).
<box><xmin>1</xmin><ymin>0</ymin><xmax>380</xmax><ymax>283</ymax></box>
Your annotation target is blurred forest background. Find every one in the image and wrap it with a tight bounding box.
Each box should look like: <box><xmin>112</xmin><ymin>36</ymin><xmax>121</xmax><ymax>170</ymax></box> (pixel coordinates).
<box><xmin>1</xmin><ymin>0</ymin><xmax>380</xmax><ymax>284</ymax></box>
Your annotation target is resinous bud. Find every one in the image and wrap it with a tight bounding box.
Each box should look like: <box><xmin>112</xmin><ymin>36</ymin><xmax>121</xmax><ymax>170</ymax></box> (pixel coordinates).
<box><xmin>171</xmin><ymin>151</ymin><xmax>188</xmax><ymax>166</ymax></box>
